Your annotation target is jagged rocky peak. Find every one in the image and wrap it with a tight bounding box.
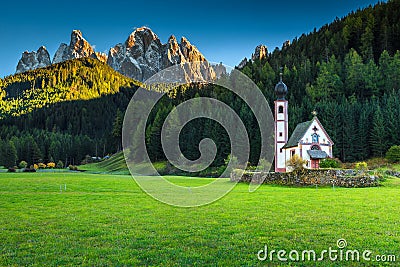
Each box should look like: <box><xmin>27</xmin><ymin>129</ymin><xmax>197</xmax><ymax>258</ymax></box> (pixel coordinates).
<box><xmin>125</xmin><ymin>26</ymin><xmax>162</xmax><ymax>49</ymax></box>
<box><xmin>237</xmin><ymin>57</ymin><xmax>248</xmax><ymax>69</ymax></box>
<box><xmin>252</xmin><ymin>45</ymin><xmax>268</xmax><ymax>61</ymax></box>
<box><xmin>167</xmin><ymin>35</ymin><xmax>179</xmax><ymax>53</ymax></box>
<box><xmin>14</xmin><ymin>27</ymin><xmax>215</xmax><ymax>82</ymax></box>
<box><xmin>16</xmin><ymin>46</ymin><xmax>51</xmax><ymax>74</ymax></box>
<box><xmin>53</xmin><ymin>30</ymin><xmax>95</xmax><ymax>64</ymax></box>
<box><xmin>212</xmin><ymin>62</ymin><xmax>227</xmax><ymax>78</ymax></box>
<box><xmin>91</xmin><ymin>52</ymin><xmax>108</xmax><ymax>63</ymax></box>
<box><xmin>163</xmin><ymin>35</ymin><xmax>186</xmax><ymax>66</ymax></box>
<box><xmin>180</xmin><ymin>37</ymin><xmax>206</xmax><ymax>62</ymax></box>
<box><xmin>107</xmin><ymin>26</ymin><xmax>215</xmax><ymax>82</ymax></box>
<box><xmin>178</xmin><ymin>36</ymin><xmax>215</xmax><ymax>81</ymax></box>
<box><xmin>70</xmin><ymin>30</ymin><xmax>94</xmax><ymax>58</ymax></box>
<box><xmin>282</xmin><ymin>40</ymin><xmax>291</xmax><ymax>49</ymax></box>
<box><xmin>107</xmin><ymin>27</ymin><xmax>162</xmax><ymax>81</ymax></box>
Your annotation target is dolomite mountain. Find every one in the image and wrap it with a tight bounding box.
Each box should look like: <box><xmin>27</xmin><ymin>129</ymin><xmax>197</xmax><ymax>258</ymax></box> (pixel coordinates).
<box><xmin>237</xmin><ymin>45</ymin><xmax>268</xmax><ymax>70</ymax></box>
<box><xmin>15</xmin><ymin>27</ymin><xmax>217</xmax><ymax>82</ymax></box>
<box><xmin>107</xmin><ymin>27</ymin><xmax>215</xmax><ymax>82</ymax></box>
<box><xmin>53</xmin><ymin>30</ymin><xmax>96</xmax><ymax>64</ymax></box>
<box><xmin>251</xmin><ymin>45</ymin><xmax>267</xmax><ymax>61</ymax></box>
<box><xmin>15</xmin><ymin>46</ymin><xmax>51</xmax><ymax>74</ymax></box>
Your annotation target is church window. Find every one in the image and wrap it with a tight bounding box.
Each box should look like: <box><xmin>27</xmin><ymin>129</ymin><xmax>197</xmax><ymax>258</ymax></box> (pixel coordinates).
<box><xmin>278</xmin><ymin>106</ymin><xmax>284</xmax><ymax>113</ymax></box>
<box><xmin>311</xmin><ymin>145</ymin><xmax>320</xmax><ymax>151</ymax></box>
<box><xmin>312</xmin><ymin>133</ymin><xmax>319</xmax><ymax>143</ymax></box>
<box><xmin>291</xmin><ymin>150</ymin><xmax>295</xmax><ymax>157</ymax></box>
<box><xmin>279</xmin><ymin>132</ymin><xmax>283</xmax><ymax>137</ymax></box>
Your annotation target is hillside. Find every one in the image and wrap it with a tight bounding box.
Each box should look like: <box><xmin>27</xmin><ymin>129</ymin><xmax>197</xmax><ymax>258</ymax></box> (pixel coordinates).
<box><xmin>239</xmin><ymin>0</ymin><xmax>400</xmax><ymax>162</ymax></box>
<box><xmin>0</xmin><ymin>58</ymin><xmax>141</xmax><ymax>167</ymax></box>
<box><xmin>0</xmin><ymin>57</ymin><xmax>140</xmax><ymax>118</ymax></box>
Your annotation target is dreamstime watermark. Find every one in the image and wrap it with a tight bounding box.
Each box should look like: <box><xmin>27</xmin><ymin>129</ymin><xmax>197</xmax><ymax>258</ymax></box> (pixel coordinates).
<box><xmin>122</xmin><ymin>62</ymin><xmax>274</xmax><ymax>207</ymax></box>
<box><xmin>257</xmin><ymin>238</ymin><xmax>397</xmax><ymax>263</ymax></box>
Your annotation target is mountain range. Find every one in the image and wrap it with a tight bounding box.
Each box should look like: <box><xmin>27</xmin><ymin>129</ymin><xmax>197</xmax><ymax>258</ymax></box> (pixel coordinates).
<box><xmin>15</xmin><ymin>27</ymin><xmax>217</xmax><ymax>82</ymax></box>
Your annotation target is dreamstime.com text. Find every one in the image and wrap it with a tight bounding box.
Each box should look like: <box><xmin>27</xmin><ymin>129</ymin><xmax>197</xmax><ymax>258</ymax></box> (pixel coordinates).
<box><xmin>257</xmin><ymin>239</ymin><xmax>397</xmax><ymax>263</ymax></box>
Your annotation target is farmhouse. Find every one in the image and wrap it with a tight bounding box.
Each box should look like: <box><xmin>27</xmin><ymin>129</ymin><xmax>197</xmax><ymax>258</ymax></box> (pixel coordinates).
<box><xmin>274</xmin><ymin>74</ymin><xmax>334</xmax><ymax>172</ymax></box>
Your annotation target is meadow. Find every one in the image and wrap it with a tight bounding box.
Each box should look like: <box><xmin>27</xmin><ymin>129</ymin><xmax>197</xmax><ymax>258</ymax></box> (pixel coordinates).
<box><xmin>0</xmin><ymin>172</ymin><xmax>399</xmax><ymax>266</ymax></box>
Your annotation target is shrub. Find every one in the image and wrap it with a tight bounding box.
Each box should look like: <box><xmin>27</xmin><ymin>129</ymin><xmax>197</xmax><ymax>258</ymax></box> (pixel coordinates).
<box><xmin>355</xmin><ymin>162</ymin><xmax>368</xmax><ymax>171</ymax></box>
<box><xmin>365</xmin><ymin>157</ymin><xmax>388</xmax><ymax>169</ymax></box>
<box><xmin>320</xmin><ymin>158</ymin><xmax>341</xmax><ymax>169</ymax></box>
<box><xmin>33</xmin><ymin>164</ymin><xmax>39</xmax><ymax>170</ymax></box>
<box><xmin>56</xmin><ymin>160</ymin><xmax>64</xmax><ymax>169</ymax></box>
<box><xmin>38</xmin><ymin>163</ymin><xmax>46</xmax><ymax>169</ymax></box>
<box><xmin>286</xmin><ymin>155</ymin><xmax>307</xmax><ymax>173</ymax></box>
<box><xmin>386</xmin><ymin>145</ymin><xmax>400</xmax><ymax>163</ymax></box>
<box><xmin>19</xmin><ymin>161</ymin><xmax>28</xmax><ymax>169</ymax></box>
<box><xmin>7</xmin><ymin>167</ymin><xmax>16</xmax><ymax>172</ymax></box>
<box><xmin>69</xmin><ymin>165</ymin><xmax>78</xmax><ymax>171</ymax></box>
<box><xmin>47</xmin><ymin>162</ymin><xmax>56</xmax><ymax>169</ymax></box>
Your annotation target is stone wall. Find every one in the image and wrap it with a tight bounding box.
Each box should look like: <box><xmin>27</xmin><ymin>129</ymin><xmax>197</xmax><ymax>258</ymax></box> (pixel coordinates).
<box><xmin>385</xmin><ymin>170</ymin><xmax>400</xmax><ymax>178</ymax></box>
<box><xmin>230</xmin><ymin>169</ymin><xmax>380</xmax><ymax>188</ymax></box>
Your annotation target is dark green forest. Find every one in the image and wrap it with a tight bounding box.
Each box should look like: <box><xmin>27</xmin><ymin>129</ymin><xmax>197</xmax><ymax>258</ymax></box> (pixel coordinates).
<box><xmin>0</xmin><ymin>0</ymin><xmax>400</xmax><ymax>168</ymax></box>
<box><xmin>240</xmin><ymin>0</ymin><xmax>400</xmax><ymax>162</ymax></box>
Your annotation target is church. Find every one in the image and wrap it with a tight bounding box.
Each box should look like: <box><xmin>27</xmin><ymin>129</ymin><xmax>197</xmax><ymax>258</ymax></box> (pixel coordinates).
<box><xmin>274</xmin><ymin>74</ymin><xmax>334</xmax><ymax>173</ymax></box>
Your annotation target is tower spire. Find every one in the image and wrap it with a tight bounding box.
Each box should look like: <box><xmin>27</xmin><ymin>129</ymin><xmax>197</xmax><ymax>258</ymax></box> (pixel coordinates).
<box><xmin>274</xmin><ymin>68</ymin><xmax>288</xmax><ymax>100</ymax></box>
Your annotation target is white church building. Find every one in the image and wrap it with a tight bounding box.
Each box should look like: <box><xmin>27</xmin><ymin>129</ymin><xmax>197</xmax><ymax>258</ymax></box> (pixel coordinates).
<box><xmin>274</xmin><ymin>74</ymin><xmax>334</xmax><ymax>172</ymax></box>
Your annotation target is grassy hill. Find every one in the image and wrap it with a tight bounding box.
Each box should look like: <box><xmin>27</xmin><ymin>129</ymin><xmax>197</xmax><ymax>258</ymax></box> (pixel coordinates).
<box><xmin>80</xmin><ymin>152</ymin><xmax>167</xmax><ymax>175</ymax></box>
<box><xmin>79</xmin><ymin>152</ymin><xmax>130</xmax><ymax>174</ymax></box>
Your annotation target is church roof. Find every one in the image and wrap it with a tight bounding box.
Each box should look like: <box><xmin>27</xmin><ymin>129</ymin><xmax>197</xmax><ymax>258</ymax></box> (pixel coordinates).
<box><xmin>283</xmin><ymin>116</ymin><xmax>334</xmax><ymax>149</ymax></box>
<box><xmin>307</xmin><ymin>150</ymin><xmax>329</xmax><ymax>159</ymax></box>
<box><xmin>283</xmin><ymin>120</ymin><xmax>313</xmax><ymax>148</ymax></box>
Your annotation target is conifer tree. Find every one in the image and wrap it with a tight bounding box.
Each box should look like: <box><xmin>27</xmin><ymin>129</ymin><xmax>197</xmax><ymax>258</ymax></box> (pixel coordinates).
<box><xmin>370</xmin><ymin>105</ymin><xmax>387</xmax><ymax>157</ymax></box>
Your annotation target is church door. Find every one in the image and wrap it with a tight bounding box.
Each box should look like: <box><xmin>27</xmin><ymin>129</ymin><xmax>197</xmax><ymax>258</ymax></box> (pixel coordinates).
<box><xmin>311</xmin><ymin>159</ymin><xmax>319</xmax><ymax>169</ymax></box>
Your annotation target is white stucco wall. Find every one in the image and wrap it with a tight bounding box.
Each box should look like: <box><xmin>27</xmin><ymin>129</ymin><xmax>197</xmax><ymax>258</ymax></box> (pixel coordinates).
<box><xmin>275</xmin><ymin>100</ymin><xmax>288</xmax><ymax>171</ymax></box>
<box><xmin>276</xmin><ymin>143</ymin><xmax>286</xmax><ymax>169</ymax></box>
<box><xmin>284</xmin><ymin>118</ymin><xmax>333</xmax><ymax>170</ymax></box>
<box><xmin>300</xmin><ymin>119</ymin><xmax>333</xmax><ymax>151</ymax></box>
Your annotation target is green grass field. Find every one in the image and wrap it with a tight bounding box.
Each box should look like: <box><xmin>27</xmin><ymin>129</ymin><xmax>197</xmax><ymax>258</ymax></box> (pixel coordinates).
<box><xmin>0</xmin><ymin>172</ymin><xmax>399</xmax><ymax>266</ymax></box>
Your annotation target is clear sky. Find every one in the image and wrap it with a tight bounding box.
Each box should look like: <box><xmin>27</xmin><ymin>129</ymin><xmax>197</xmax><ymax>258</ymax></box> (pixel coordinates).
<box><xmin>0</xmin><ymin>0</ymin><xmax>382</xmax><ymax>78</ymax></box>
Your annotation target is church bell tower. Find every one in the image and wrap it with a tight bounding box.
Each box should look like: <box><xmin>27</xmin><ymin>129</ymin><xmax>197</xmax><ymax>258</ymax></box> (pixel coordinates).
<box><xmin>274</xmin><ymin>73</ymin><xmax>288</xmax><ymax>172</ymax></box>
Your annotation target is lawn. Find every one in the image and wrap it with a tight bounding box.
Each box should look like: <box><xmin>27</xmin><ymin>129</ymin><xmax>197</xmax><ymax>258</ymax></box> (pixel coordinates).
<box><xmin>0</xmin><ymin>172</ymin><xmax>399</xmax><ymax>266</ymax></box>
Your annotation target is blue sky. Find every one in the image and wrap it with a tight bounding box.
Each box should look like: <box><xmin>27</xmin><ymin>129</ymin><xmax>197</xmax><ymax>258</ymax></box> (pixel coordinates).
<box><xmin>0</xmin><ymin>0</ymin><xmax>382</xmax><ymax>78</ymax></box>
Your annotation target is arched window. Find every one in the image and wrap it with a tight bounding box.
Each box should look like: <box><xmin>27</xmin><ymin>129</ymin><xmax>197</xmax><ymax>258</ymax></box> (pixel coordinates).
<box><xmin>278</xmin><ymin>106</ymin><xmax>284</xmax><ymax>113</ymax></box>
<box><xmin>311</xmin><ymin>145</ymin><xmax>320</xmax><ymax>151</ymax></box>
